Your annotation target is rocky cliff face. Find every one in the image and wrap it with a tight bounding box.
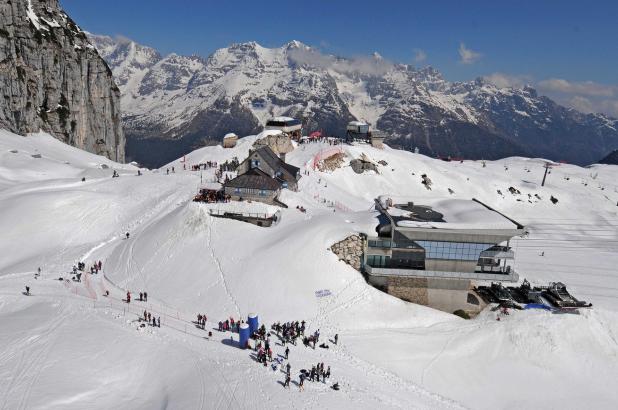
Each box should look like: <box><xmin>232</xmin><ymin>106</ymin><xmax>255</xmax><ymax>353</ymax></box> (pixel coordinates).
<box><xmin>0</xmin><ymin>0</ymin><xmax>124</xmax><ymax>161</ymax></box>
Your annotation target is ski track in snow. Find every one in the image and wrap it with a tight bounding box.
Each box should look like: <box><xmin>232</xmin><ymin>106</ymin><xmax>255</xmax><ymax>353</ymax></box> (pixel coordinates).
<box><xmin>206</xmin><ymin>214</ymin><xmax>241</xmax><ymax>317</ymax></box>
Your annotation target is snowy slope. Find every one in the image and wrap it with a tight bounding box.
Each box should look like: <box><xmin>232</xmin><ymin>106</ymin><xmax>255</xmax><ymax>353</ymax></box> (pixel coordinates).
<box><xmin>1</xmin><ymin>129</ymin><xmax>618</xmax><ymax>409</ymax></box>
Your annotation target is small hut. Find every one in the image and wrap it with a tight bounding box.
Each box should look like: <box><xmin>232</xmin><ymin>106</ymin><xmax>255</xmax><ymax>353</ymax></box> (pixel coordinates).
<box><xmin>223</xmin><ymin>133</ymin><xmax>238</xmax><ymax>148</ymax></box>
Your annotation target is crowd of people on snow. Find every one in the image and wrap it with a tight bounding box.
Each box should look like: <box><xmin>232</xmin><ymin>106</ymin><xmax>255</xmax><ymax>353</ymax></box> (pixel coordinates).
<box><xmin>191</xmin><ymin>161</ymin><xmax>218</xmax><ymax>171</ymax></box>
<box><xmin>218</xmin><ymin>317</ymin><xmax>241</xmax><ymax>332</ymax></box>
<box><xmin>193</xmin><ymin>188</ymin><xmax>230</xmax><ymax>204</ymax></box>
<box><xmin>218</xmin><ymin>158</ymin><xmax>239</xmax><ymax>173</ymax></box>
<box><xmin>142</xmin><ymin>309</ymin><xmax>161</xmax><ymax>327</ymax></box>
<box><xmin>196</xmin><ymin>313</ymin><xmax>208</xmax><ymax>329</ymax></box>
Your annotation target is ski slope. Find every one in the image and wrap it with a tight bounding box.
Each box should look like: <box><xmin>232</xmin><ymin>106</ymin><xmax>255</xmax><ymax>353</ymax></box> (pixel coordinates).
<box><xmin>1</xmin><ymin>129</ymin><xmax>618</xmax><ymax>409</ymax></box>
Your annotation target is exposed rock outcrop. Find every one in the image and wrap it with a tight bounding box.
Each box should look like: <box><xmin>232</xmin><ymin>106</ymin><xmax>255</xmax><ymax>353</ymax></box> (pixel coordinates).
<box><xmin>350</xmin><ymin>154</ymin><xmax>379</xmax><ymax>174</ymax></box>
<box><xmin>0</xmin><ymin>0</ymin><xmax>124</xmax><ymax>161</ymax></box>
<box><xmin>253</xmin><ymin>133</ymin><xmax>294</xmax><ymax>155</ymax></box>
<box><xmin>330</xmin><ymin>234</ymin><xmax>365</xmax><ymax>271</ymax></box>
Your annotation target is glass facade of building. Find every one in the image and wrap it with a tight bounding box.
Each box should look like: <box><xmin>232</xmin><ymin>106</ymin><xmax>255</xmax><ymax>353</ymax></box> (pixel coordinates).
<box><xmin>415</xmin><ymin>241</ymin><xmax>493</xmax><ymax>261</ymax></box>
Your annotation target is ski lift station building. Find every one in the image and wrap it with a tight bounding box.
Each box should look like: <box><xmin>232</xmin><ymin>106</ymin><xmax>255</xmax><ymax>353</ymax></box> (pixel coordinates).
<box><xmin>265</xmin><ymin>116</ymin><xmax>302</xmax><ymax>139</ymax></box>
<box><xmin>364</xmin><ymin>196</ymin><xmax>525</xmax><ymax>314</ymax></box>
<box><xmin>345</xmin><ymin>121</ymin><xmax>385</xmax><ymax>148</ymax></box>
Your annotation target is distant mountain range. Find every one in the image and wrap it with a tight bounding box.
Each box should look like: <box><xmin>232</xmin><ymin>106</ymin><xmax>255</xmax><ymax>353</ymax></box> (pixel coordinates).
<box><xmin>88</xmin><ymin>34</ymin><xmax>618</xmax><ymax>168</ymax></box>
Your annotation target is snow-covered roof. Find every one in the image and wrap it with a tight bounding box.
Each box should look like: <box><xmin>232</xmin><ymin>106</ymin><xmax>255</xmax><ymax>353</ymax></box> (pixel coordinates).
<box><xmin>348</xmin><ymin>120</ymin><xmax>369</xmax><ymax>126</ymax></box>
<box><xmin>223</xmin><ymin>133</ymin><xmax>238</xmax><ymax>139</ymax></box>
<box><xmin>271</xmin><ymin>116</ymin><xmax>295</xmax><ymax>122</ymax></box>
<box><xmin>378</xmin><ymin>195</ymin><xmax>520</xmax><ymax>230</ymax></box>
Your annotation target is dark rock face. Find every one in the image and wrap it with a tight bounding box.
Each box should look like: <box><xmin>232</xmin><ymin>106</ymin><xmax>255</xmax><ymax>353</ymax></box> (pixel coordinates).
<box><xmin>88</xmin><ymin>35</ymin><xmax>618</xmax><ymax>168</ymax></box>
<box><xmin>0</xmin><ymin>0</ymin><xmax>124</xmax><ymax>161</ymax></box>
<box><xmin>599</xmin><ymin>149</ymin><xmax>618</xmax><ymax>165</ymax></box>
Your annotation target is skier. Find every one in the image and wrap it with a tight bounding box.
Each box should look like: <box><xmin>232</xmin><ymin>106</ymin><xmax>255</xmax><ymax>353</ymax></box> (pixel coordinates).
<box><xmin>286</xmin><ymin>363</ymin><xmax>291</xmax><ymax>376</ymax></box>
<box><xmin>334</xmin><ymin>334</ymin><xmax>338</xmax><ymax>345</ymax></box>
<box><xmin>143</xmin><ymin>310</ymin><xmax>148</xmax><ymax>322</ymax></box>
<box><xmin>126</xmin><ymin>232</ymin><xmax>130</xmax><ymax>240</ymax></box>
<box><xmin>144</xmin><ymin>292</ymin><xmax>148</xmax><ymax>302</ymax></box>
<box><xmin>25</xmin><ymin>285</ymin><xmax>30</xmax><ymax>295</ymax></box>
<box><xmin>98</xmin><ymin>261</ymin><xmax>102</xmax><ymax>270</ymax></box>
<box><xmin>152</xmin><ymin>316</ymin><xmax>156</xmax><ymax>327</ymax></box>
<box><xmin>285</xmin><ymin>346</ymin><xmax>289</xmax><ymax>359</ymax></box>
<box><xmin>126</xmin><ymin>291</ymin><xmax>131</xmax><ymax>303</ymax></box>
<box><xmin>140</xmin><ymin>292</ymin><xmax>143</xmax><ymax>301</ymax></box>
<box><xmin>147</xmin><ymin>312</ymin><xmax>151</xmax><ymax>322</ymax></box>
<box><xmin>157</xmin><ymin>317</ymin><xmax>161</xmax><ymax>327</ymax></box>
<box><xmin>299</xmin><ymin>374</ymin><xmax>305</xmax><ymax>391</ymax></box>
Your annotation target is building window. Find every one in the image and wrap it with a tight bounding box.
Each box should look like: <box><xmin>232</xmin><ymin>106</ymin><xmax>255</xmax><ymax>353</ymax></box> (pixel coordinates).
<box><xmin>251</xmin><ymin>159</ymin><xmax>260</xmax><ymax>168</ymax></box>
<box><xmin>467</xmin><ymin>293</ymin><xmax>480</xmax><ymax>306</ymax></box>
<box><xmin>368</xmin><ymin>239</ymin><xmax>392</xmax><ymax>248</ymax></box>
<box><xmin>416</xmin><ymin>241</ymin><xmax>493</xmax><ymax>261</ymax></box>
<box><xmin>259</xmin><ymin>190</ymin><xmax>267</xmax><ymax>196</ymax></box>
<box><xmin>366</xmin><ymin>255</ymin><xmax>391</xmax><ymax>268</ymax></box>
<box><xmin>234</xmin><ymin>188</ymin><xmax>241</xmax><ymax>194</ymax></box>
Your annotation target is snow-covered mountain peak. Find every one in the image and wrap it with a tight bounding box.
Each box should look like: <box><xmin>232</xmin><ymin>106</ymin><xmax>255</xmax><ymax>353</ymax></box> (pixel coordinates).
<box><xmin>87</xmin><ymin>34</ymin><xmax>618</xmax><ymax>167</ymax></box>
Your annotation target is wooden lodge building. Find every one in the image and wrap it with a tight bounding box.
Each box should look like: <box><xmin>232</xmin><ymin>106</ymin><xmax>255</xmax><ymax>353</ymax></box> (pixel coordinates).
<box><xmin>236</xmin><ymin>146</ymin><xmax>301</xmax><ymax>191</ymax></box>
<box><xmin>223</xmin><ymin>146</ymin><xmax>301</xmax><ymax>206</ymax></box>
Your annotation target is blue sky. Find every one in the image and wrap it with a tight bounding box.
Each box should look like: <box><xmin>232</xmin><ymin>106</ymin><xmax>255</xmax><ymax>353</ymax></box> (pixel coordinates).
<box><xmin>61</xmin><ymin>0</ymin><xmax>618</xmax><ymax>116</ymax></box>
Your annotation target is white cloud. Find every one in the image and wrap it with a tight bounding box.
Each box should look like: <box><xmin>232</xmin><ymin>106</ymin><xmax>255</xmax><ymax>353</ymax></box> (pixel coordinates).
<box><xmin>482</xmin><ymin>73</ymin><xmax>618</xmax><ymax>117</ymax></box>
<box><xmin>458</xmin><ymin>42</ymin><xmax>482</xmax><ymax>64</ymax></box>
<box><xmin>287</xmin><ymin>47</ymin><xmax>394</xmax><ymax>76</ymax></box>
<box><xmin>413</xmin><ymin>48</ymin><xmax>427</xmax><ymax>63</ymax></box>
<box><xmin>537</xmin><ymin>78</ymin><xmax>616</xmax><ymax>97</ymax></box>
<box><xmin>484</xmin><ymin>72</ymin><xmax>532</xmax><ymax>89</ymax></box>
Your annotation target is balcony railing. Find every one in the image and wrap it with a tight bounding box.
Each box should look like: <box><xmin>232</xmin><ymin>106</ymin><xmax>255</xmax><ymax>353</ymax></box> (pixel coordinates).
<box><xmin>479</xmin><ymin>247</ymin><xmax>514</xmax><ymax>259</ymax></box>
<box><xmin>365</xmin><ymin>265</ymin><xmax>519</xmax><ymax>282</ymax></box>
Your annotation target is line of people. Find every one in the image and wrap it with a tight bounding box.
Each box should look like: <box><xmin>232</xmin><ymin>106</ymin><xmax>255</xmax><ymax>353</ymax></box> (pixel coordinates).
<box><xmin>142</xmin><ymin>309</ymin><xmax>161</xmax><ymax>327</ymax></box>
<box><xmin>196</xmin><ymin>313</ymin><xmax>207</xmax><ymax>329</ymax></box>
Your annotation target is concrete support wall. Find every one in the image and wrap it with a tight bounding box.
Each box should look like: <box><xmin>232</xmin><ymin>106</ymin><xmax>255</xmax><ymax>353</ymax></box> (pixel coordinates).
<box><xmin>367</xmin><ymin>275</ymin><xmax>485</xmax><ymax>315</ymax></box>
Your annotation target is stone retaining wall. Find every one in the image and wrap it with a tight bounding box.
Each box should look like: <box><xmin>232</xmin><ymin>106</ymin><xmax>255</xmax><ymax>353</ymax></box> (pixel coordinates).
<box><xmin>330</xmin><ymin>234</ymin><xmax>365</xmax><ymax>271</ymax></box>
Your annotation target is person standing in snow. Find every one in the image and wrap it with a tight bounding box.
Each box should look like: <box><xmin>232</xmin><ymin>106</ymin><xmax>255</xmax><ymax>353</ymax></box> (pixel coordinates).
<box><xmin>140</xmin><ymin>292</ymin><xmax>143</xmax><ymax>302</ymax></box>
<box><xmin>25</xmin><ymin>285</ymin><xmax>30</xmax><ymax>295</ymax></box>
<box><xmin>286</xmin><ymin>363</ymin><xmax>291</xmax><ymax>376</ymax></box>
<box><xmin>157</xmin><ymin>317</ymin><xmax>161</xmax><ymax>327</ymax></box>
<box><xmin>334</xmin><ymin>334</ymin><xmax>338</xmax><ymax>345</ymax></box>
<box><xmin>144</xmin><ymin>292</ymin><xmax>148</xmax><ymax>302</ymax></box>
<box><xmin>284</xmin><ymin>374</ymin><xmax>291</xmax><ymax>389</ymax></box>
<box><xmin>126</xmin><ymin>291</ymin><xmax>131</xmax><ymax>303</ymax></box>
<box><xmin>143</xmin><ymin>310</ymin><xmax>148</xmax><ymax>321</ymax></box>
<box><xmin>285</xmin><ymin>346</ymin><xmax>289</xmax><ymax>359</ymax></box>
<box><xmin>125</xmin><ymin>232</ymin><xmax>130</xmax><ymax>240</ymax></box>
<box><xmin>299</xmin><ymin>374</ymin><xmax>305</xmax><ymax>391</ymax></box>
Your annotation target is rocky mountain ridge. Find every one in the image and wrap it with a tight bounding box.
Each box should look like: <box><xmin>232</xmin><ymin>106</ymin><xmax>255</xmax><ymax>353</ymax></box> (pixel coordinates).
<box><xmin>88</xmin><ymin>34</ymin><xmax>618</xmax><ymax>167</ymax></box>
